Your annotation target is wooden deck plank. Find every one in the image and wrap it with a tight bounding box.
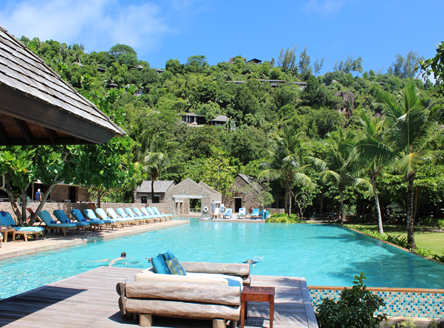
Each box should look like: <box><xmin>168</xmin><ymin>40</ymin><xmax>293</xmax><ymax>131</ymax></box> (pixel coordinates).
<box><xmin>0</xmin><ymin>268</ymin><xmax>318</xmax><ymax>328</ymax></box>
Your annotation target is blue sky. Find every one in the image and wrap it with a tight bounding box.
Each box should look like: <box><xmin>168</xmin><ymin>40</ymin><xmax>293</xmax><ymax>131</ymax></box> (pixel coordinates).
<box><xmin>1</xmin><ymin>0</ymin><xmax>443</xmax><ymax>75</ymax></box>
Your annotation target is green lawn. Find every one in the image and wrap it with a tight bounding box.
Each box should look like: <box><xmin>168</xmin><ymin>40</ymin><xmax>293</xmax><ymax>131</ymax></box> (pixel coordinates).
<box><xmin>345</xmin><ymin>224</ymin><xmax>444</xmax><ymax>255</ymax></box>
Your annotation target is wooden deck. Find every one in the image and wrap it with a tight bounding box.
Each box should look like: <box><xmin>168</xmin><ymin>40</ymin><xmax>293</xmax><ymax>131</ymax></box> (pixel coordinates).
<box><xmin>0</xmin><ymin>267</ymin><xmax>318</xmax><ymax>328</ymax></box>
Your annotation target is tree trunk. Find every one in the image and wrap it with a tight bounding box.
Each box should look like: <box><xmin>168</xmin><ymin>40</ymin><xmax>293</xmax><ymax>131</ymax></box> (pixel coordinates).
<box><xmin>289</xmin><ymin>191</ymin><xmax>292</xmax><ymax>217</ymax></box>
<box><xmin>20</xmin><ymin>189</ymin><xmax>28</xmax><ymax>225</ymax></box>
<box><xmin>407</xmin><ymin>173</ymin><xmax>416</xmax><ymax>249</ymax></box>
<box><xmin>339</xmin><ymin>186</ymin><xmax>344</xmax><ymax>224</ymax></box>
<box><xmin>97</xmin><ymin>190</ymin><xmax>102</xmax><ymax>209</ymax></box>
<box><xmin>413</xmin><ymin>187</ymin><xmax>419</xmax><ymax>223</ymax></box>
<box><xmin>151</xmin><ymin>179</ymin><xmax>155</xmax><ymax>204</ymax></box>
<box><xmin>29</xmin><ymin>181</ymin><xmax>59</xmax><ymax>225</ymax></box>
<box><xmin>371</xmin><ymin>176</ymin><xmax>384</xmax><ymax>234</ymax></box>
<box><xmin>319</xmin><ymin>192</ymin><xmax>324</xmax><ymax>215</ymax></box>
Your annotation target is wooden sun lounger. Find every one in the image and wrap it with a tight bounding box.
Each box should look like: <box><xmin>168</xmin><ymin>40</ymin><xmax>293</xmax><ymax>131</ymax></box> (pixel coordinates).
<box><xmin>12</xmin><ymin>230</ymin><xmax>39</xmax><ymax>242</ymax></box>
<box><xmin>43</xmin><ymin>225</ymin><xmax>78</xmax><ymax>236</ymax></box>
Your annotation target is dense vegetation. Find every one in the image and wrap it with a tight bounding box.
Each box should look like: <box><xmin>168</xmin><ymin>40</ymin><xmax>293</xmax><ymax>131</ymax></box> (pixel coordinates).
<box><xmin>2</xmin><ymin>35</ymin><xmax>444</xmax><ymax>249</ymax></box>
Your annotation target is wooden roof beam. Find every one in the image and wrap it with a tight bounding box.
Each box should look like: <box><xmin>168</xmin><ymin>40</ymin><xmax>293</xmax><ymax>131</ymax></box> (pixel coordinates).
<box><xmin>44</xmin><ymin>127</ymin><xmax>58</xmax><ymax>144</ymax></box>
<box><xmin>14</xmin><ymin>118</ymin><xmax>34</xmax><ymax>143</ymax></box>
<box><xmin>0</xmin><ymin>121</ymin><xmax>10</xmax><ymax>144</ymax></box>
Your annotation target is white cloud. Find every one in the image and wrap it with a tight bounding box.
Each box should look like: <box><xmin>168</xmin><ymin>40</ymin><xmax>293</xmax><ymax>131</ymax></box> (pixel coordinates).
<box><xmin>0</xmin><ymin>0</ymin><xmax>173</xmax><ymax>52</ymax></box>
<box><xmin>302</xmin><ymin>0</ymin><xmax>346</xmax><ymax>14</ymax></box>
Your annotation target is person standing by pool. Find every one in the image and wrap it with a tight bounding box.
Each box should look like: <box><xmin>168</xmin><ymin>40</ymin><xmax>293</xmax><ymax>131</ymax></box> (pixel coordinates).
<box><xmin>211</xmin><ymin>200</ymin><xmax>216</xmax><ymax>219</ymax></box>
<box><xmin>35</xmin><ymin>189</ymin><xmax>41</xmax><ymax>202</ymax></box>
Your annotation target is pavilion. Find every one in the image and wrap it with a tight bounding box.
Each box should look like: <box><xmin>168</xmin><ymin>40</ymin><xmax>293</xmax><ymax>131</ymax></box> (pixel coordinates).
<box><xmin>0</xmin><ymin>25</ymin><xmax>126</xmax><ymax>146</ymax></box>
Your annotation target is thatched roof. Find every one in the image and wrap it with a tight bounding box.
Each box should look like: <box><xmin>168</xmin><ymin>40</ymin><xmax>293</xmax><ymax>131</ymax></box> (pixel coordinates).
<box><xmin>0</xmin><ymin>25</ymin><xmax>126</xmax><ymax>145</ymax></box>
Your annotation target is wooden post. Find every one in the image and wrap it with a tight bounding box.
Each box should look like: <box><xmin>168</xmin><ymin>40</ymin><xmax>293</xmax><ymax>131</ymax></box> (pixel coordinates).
<box><xmin>139</xmin><ymin>314</ymin><xmax>153</xmax><ymax>327</ymax></box>
<box><xmin>212</xmin><ymin>319</ymin><xmax>225</xmax><ymax>328</ymax></box>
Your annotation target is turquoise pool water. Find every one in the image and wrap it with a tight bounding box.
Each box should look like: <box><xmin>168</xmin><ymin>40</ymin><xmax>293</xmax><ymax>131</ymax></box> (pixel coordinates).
<box><xmin>1</xmin><ymin>219</ymin><xmax>444</xmax><ymax>299</ymax></box>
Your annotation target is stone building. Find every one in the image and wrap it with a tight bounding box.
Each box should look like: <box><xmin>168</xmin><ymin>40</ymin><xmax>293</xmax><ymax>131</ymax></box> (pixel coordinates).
<box><xmin>223</xmin><ymin>174</ymin><xmax>263</xmax><ymax>213</ymax></box>
<box><xmin>134</xmin><ymin>181</ymin><xmax>176</xmax><ymax>204</ymax></box>
<box><xmin>164</xmin><ymin>178</ymin><xmax>221</xmax><ymax>217</ymax></box>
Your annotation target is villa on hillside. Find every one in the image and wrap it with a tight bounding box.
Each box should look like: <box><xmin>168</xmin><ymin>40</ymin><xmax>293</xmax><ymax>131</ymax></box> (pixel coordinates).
<box><xmin>180</xmin><ymin>113</ymin><xmax>231</xmax><ymax>127</ymax></box>
<box><xmin>223</xmin><ymin>174</ymin><xmax>264</xmax><ymax>213</ymax></box>
<box><xmin>227</xmin><ymin>79</ymin><xmax>307</xmax><ymax>90</ymax></box>
<box><xmin>134</xmin><ymin>180</ymin><xmax>176</xmax><ymax>204</ymax></box>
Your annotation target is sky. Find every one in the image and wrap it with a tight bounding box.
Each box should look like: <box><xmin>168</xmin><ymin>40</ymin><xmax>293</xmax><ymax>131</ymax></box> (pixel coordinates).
<box><xmin>1</xmin><ymin>0</ymin><xmax>443</xmax><ymax>74</ymax></box>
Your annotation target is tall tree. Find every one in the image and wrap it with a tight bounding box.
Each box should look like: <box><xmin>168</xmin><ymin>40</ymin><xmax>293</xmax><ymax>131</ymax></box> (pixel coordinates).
<box><xmin>142</xmin><ymin>152</ymin><xmax>169</xmax><ymax>203</ymax></box>
<box><xmin>278</xmin><ymin>47</ymin><xmax>297</xmax><ymax>75</ymax></box>
<box><xmin>377</xmin><ymin>82</ymin><xmax>444</xmax><ymax>248</ymax></box>
<box><xmin>311</xmin><ymin>129</ymin><xmax>367</xmax><ymax>224</ymax></box>
<box><xmin>355</xmin><ymin>111</ymin><xmax>395</xmax><ymax>234</ymax></box>
<box><xmin>259</xmin><ymin>129</ymin><xmax>314</xmax><ymax>216</ymax></box>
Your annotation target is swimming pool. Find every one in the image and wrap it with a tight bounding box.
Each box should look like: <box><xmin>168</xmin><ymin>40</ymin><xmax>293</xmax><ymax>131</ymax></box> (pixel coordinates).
<box><xmin>1</xmin><ymin>219</ymin><xmax>444</xmax><ymax>300</ymax></box>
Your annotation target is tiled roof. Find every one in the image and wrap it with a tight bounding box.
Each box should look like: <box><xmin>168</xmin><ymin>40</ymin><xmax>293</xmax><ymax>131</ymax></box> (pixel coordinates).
<box><xmin>135</xmin><ymin>180</ymin><xmax>175</xmax><ymax>193</ymax></box>
<box><xmin>237</xmin><ymin>173</ymin><xmax>261</xmax><ymax>192</ymax></box>
<box><xmin>0</xmin><ymin>25</ymin><xmax>125</xmax><ymax>139</ymax></box>
<box><xmin>211</xmin><ymin>115</ymin><xmax>229</xmax><ymax>122</ymax></box>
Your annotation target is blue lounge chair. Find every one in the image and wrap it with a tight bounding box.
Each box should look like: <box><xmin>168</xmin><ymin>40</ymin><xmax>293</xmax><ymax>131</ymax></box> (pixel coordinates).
<box><xmin>134</xmin><ymin>208</ymin><xmax>153</xmax><ymax>223</ymax></box>
<box><xmin>105</xmin><ymin>208</ymin><xmax>132</xmax><ymax>226</ymax></box>
<box><xmin>152</xmin><ymin>207</ymin><xmax>172</xmax><ymax>220</ymax></box>
<box><xmin>146</xmin><ymin>207</ymin><xmax>163</xmax><ymax>221</ymax></box>
<box><xmin>84</xmin><ymin>209</ymin><xmax>118</xmax><ymax>229</ymax></box>
<box><xmin>0</xmin><ymin>211</ymin><xmax>43</xmax><ymax>241</ymax></box>
<box><xmin>140</xmin><ymin>207</ymin><xmax>160</xmax><ymax>222</ymax></box>
<box><xmin>70</xmin><ymin>209</ymin><xmax>105</xmax><ymax>231</ymax></box>
<box><xmin>250</xmin><ymin>208</ymin><xmax>260</xmax><ymax>219</ymax></box>
<box><xmin>95</xmin><ymin>208</ymin><xmax>123</xmax><ymax>229</ymax></box>
<box><xmin>38</xmin><ymin>210</ymin><xmax>77</xmax><ymax>236</ymax></box>
<box><xmin>53</xmin><ymin>210</ymin><xmax>89</xmax><ymax>232</ymax></box>
<box><xmin>222</xmin><ymin>208</ymin><xmax>232</xmax><ymax>219</ymax></box>
<box><xmin>116</xmin><ymin>208</ymin><xmax>136</xmax><ymax>226</ymax></box>
<box><xmin>258</xmin><ymin>209</ymin><xmax>269</xmax><ymax>220</ymax></box>
<box><xmin>238</xmin><ymin>208</ymin><xmax>246</xmax><ymax>219</ymax></box>
<box><xmin>125</xmin><ymin>208</ymin><xmax>147</xmax><ymax>225</ymax></box>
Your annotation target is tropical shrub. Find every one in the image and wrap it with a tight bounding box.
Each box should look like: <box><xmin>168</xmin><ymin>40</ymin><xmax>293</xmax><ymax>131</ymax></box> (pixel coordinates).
<box><xmin>433</xmin><ymin>252</ymin><xmax>444</xmax><ymax>263</ymax></box>
<box><xmin>266</xmin><ymin>213</ymin><xmax>304</xmax><ymax>223</ymax></box>
<box><xmin>414</xmin><ymin>248</ymin><xmax>432</xmax><ymax>257</ymax></box>
<box><xmin>315</xmin><ymin>272</ymin><xmax>387</xmax><ymax>328</ymax></box>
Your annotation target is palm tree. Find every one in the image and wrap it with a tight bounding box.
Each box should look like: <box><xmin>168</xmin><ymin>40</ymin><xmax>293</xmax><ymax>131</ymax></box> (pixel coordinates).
<box><xmin>377</xmin><ymin>82</ymin><xmax>444</xmax><ymax>248</ymax></box>
<box><xmin>354</xmin><ymin>110</ymin><xmax>395</xmax><ymax>234</ymax></box>
<box><xmin>259</xmin><ymin>128</ymin><xmax>314</xmax><ymax>216</ymax></box>
<box><xmin>311</xmin><ymin>129</ymin><xmax>367</xmax><ymax>224</ymax></box>
<box><xmin>142</xmin><ymin>152</ymin><xmax>169</xmax><ymax>204</ymax></box>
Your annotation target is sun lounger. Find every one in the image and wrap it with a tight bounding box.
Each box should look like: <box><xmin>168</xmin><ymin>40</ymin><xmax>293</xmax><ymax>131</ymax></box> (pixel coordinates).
<box><xmin>53</xmin><ymin>210</ymin><xmax>89</xmax><ymax>233</ymax></box>
<box><xmin>140</xmin><ymin>207</ymin><xmax>161</xmax><ymax>222</ymax></box>
<box><xmin>26</xmin><ymin>208</ymin><xmax>44</xmax><ymax>225</ymax></box>
<box><xmin>115</xmin><ymin>208</ymin><xmax>136</xmax><ymax>226</ymax></box>
<box><xmin>238</xmin><ymin>207</ymin><xmax>246</xmax><ymax>219</ymax></box>
<box><xmin>124</xmin><ymin>208</ymin><xmax>147</xmax><ymax>225</ymax></box>
<box><xmin>152</xmin><ymin>207</ymin><xmax>172</xmax><ymax>220</ymax></box>
<box><xmin>38</xmin><ymin>210</ymin><xmax>78</xmax><ymax>236</ymax></box>
<box><xmin>250</xmin><ymin>208</ymin><xmax>260</xmax><ymax>219</ymax></box>
<box><xmin>95</xmin><ymin>208</ymin><xmax>124</xmax><ymax>229</ymax></box>
<box><xmin>222</xmin><ymin>208</ymin><xmax>232</xmax><ymax>219</ymax></box>
<box><xmin>70</xmin><ymin>209</ymin><xmax>105</xmax><ymax>231</ymax></box>
<box><xmin>258</xmin><ymin>209</ymin><xmax>269</xmax><ymax>220</ymax></box>
<box><xmin>145</xmin><ymin>207</ymin><xmax>163</xmax><ymax>221</ymax></box>
<box><xmin>85</xmin><ymin>209</ymin><xmax>120</xmax><ymax>229</ymax></box>
<box><xmin>133</xmin><ymin>208</ymin><xmax>153</xmax><ymax>224</ymax></box>
<box><xmin>0</xmin><ymin>211</ymin><xmax>43</xmax><ymax>241</ymax></box>
<box><xmin>106</xmin><ymin>208</ymin><xmax>133</xmax><ymax>227</ymax></box>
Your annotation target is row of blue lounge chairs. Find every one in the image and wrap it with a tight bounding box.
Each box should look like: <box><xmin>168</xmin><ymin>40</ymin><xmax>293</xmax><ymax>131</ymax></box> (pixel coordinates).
<box><xmin>213</xmin><ymin>208</ymin><xmax>269</xmax><ymax>220</ymax></box>
<box><xmin>238</xmin><ymin>208</ymin><xmax>269</xmax><ymax>220</ymax></box>
<box><xmin>35</xmin><ymin>206</ymin><xmax>172</xmax><ymax>236</ymax></box>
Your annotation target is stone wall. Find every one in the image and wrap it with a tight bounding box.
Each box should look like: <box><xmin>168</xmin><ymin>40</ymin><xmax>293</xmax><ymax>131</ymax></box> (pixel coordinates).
<box><xmin>223</xmin><ymin>175</ymin><xmax>261</xmax><ymax>213</ymax></box>
<box><xmin>134</xmin><ymin>193</ymin><xmax>167</xmax><ymax>204</ymax></box>
<box><xmin>164</xmin><ymin>178</ymin><xmax>221</xmax><ymax>218</ymax></box>
<box><xmin>48</xmin><ymin>185</ymin><xmax>90</xmax><ymax>202</ymax></box>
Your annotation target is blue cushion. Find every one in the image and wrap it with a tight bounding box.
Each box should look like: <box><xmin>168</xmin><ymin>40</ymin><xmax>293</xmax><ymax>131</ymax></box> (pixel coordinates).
<box><xmin>225</xmin><ymin>278</ymin><xmax>242</xmax><ymax>287</ymax></box>
<box><xmin>162</xmin><ymin>250</ymin><xmax>175</xmax><ymax>261</ymax></box>
<box><xmin>50</xmin><ymin>220</ymin><xmax>57</xmax><ymax>224</ymax></box>
<box><xmin>165</xmin><ymin>257</ymin><xmax>186</xmax><ymax>275</ymax></box>
<box><xmin>151</xmin><ymin>254</ymin><xmax>170</xmax><ymax>274</ymax></box>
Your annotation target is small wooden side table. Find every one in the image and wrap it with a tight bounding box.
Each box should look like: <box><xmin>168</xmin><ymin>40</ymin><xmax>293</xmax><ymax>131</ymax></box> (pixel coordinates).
<box><xmin>241</xmin><ymin>286</ymin><xmax>275</xmax><ymax>328</ymax></box>
<box><xmin>0</xmin><ymin>228</ymin><xmax>15</xmax><ymax>243</ymax></box>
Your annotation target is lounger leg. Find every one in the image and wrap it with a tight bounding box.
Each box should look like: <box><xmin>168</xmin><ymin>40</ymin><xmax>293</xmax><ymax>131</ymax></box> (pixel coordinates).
<box><xmin>63</xmin><ymin>229</ymin><xmax>66</xmax><ymax>236</ymax></box>
<box><xmin>212</xmin><ymin>319</ymin><xmax>226</xmax><ymax>328</ymax></box>
<box><xmin>139</xmin><ymin>314</ymin><xmax>153</xmax><ymax>327</ymax></box>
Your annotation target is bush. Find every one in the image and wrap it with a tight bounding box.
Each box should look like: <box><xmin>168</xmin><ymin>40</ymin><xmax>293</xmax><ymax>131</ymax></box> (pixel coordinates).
<box><xmin>266</xmin><ymin>213</ymin><xmax>304</xmax><ymax>223</ymax></box>
<box><xmin>316</xmin><ymin>272</ymin><xmax>387</xmax><ymax>328</ymax></box>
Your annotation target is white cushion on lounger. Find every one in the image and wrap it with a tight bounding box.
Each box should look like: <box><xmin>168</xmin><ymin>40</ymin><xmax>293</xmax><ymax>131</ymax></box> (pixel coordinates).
<box><xmin>134</xmin><ymin>271</ymin><xmax>228</xmax><ymax>286</ymax></box>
